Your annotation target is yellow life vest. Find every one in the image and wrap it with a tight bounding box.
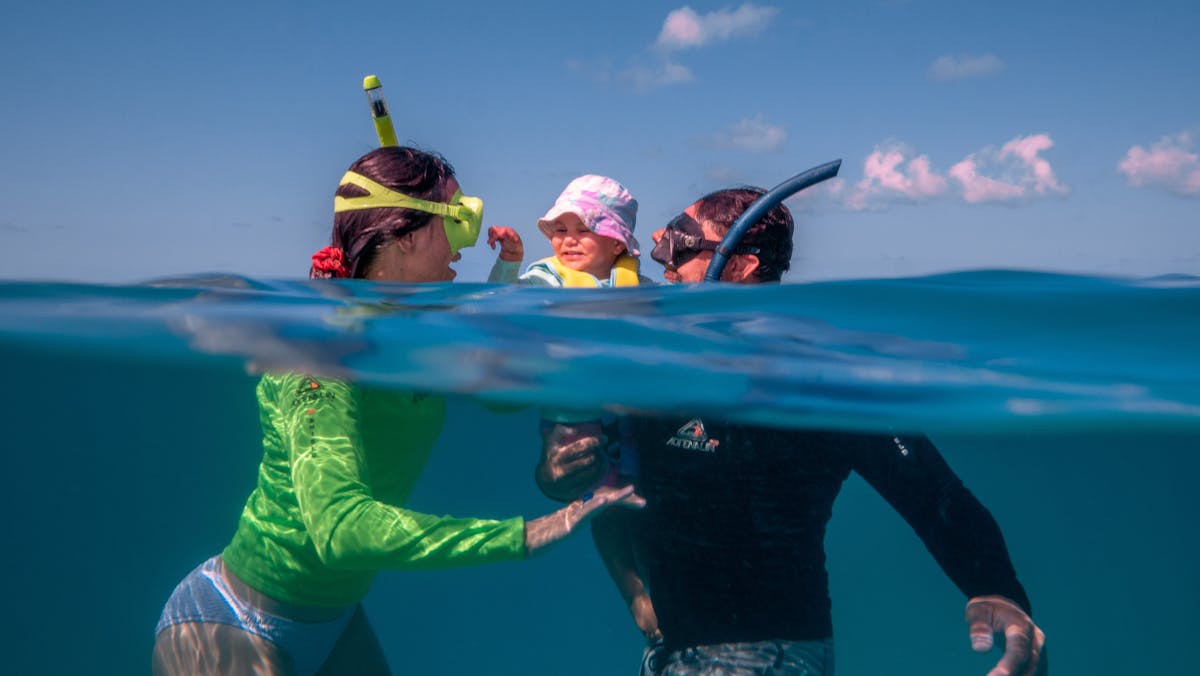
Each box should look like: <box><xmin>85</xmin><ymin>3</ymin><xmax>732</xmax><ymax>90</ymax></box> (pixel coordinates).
<box><xmin>538</xmin><ymin>254</ymin><xmax>642</xmax><ymax>287</ymax></box>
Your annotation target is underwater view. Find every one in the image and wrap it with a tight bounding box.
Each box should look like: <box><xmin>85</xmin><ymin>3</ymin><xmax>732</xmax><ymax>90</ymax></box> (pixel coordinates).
<box><xmin>3</xmin><ymin>2</ymin><xmax>1198</xmax><ymax>673</ymax></box>
<box><xmin>1</xmin><ymin>272</ymin><xmax>1197</xmax><ymax>674</ymax></box>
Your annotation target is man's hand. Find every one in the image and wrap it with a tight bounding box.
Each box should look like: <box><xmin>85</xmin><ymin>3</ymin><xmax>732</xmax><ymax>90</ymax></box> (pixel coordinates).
<box><xmin>965</xmin><ymin>595</ymin><xmax>1046</xmax><ymax>676</ymax></box>
<box><xmin>630</xmin><ymin>593</ymin><xmax>662</xmax><ymax>642</ymax></box>
<box><xmin>536</xmin><ymin>422</ymin><xmax>607</xmax><ymax>501</ymax></box>
<box><xmin>487</xmin><ymin>226</ymin><xmax>524</xmax><ymax>262</ymax></box>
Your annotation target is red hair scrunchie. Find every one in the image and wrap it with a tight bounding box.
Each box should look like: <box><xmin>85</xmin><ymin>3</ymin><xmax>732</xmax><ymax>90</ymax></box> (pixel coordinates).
<box><xmin>312</xmin><ymin>245</ymin><xmax>350</xmax><ymax>278</ymax></box>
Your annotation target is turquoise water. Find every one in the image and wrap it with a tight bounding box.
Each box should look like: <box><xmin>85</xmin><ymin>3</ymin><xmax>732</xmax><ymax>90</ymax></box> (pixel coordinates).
<box><xmin>1</xmin><ymin>271</ymin><xmax>1197</xmax><ymax>674</ymax></box>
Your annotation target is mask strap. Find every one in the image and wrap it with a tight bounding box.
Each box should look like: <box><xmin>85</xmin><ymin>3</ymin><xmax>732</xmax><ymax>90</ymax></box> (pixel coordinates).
<box><xmin>334</xmin><ymin>172</ymin><xmax>469</xmax><ymax>222</ymax></box>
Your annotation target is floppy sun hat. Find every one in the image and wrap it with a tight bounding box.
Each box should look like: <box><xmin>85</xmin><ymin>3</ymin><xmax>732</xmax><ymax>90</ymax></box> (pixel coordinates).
<box><xmin>537</xmin><ymin>175</ymin><xmax>640</xmax><ymax>256</ymax></box>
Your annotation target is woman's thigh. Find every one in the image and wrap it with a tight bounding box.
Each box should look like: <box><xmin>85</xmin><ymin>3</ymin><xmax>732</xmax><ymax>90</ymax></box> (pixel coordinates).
<box><xmin>152</xmin><ymin>621</ymin><xmax>293</xmax><ymax>676</ymax></box>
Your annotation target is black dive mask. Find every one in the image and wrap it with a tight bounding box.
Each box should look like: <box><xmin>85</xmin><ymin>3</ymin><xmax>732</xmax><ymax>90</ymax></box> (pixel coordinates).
<box><xmin>650</xmin><ymin>212</ymin><xmax>760</xmax><ymax>272</ymax></box>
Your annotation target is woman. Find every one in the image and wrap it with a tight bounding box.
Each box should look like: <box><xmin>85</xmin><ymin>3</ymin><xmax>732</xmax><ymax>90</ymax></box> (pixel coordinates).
<box><xmin>153</xmin><ymin>146</ymin><xmax>638</xmax><ymax>675</ymax></box>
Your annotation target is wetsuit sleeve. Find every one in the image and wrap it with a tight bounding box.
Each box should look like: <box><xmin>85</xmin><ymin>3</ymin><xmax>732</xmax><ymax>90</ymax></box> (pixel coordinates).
<box><xmin>275</xmin><ymin>375</ymin><xmax>526</xmax><ymax>570</ymax></box>
<box><xmin>488</xmin><ymin>257</ymin><xmax>521</xmax><ymax>283</ymax></box>
<box><xmin>844</xmin><ymin>433</ymin><xmax>1032</xmax><ymax>614</ymax></box>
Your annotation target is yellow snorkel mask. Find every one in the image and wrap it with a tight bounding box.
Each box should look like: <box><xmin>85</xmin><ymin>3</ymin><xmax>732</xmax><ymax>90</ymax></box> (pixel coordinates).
<box><xmin>334</xmin><ymin>171</ymin><xmax>483</xmax><ymax>254</ymax></box>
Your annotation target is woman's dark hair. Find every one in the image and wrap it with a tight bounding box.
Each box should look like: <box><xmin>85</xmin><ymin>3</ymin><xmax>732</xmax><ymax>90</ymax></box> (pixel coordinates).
<box><xmin>311</xmin><ymin>146</ymin><xmax>456</xmax><ymax>279</ymax></box>
<box><xmin>693</xmin><ymin>187</ymin><xmax>794</xmax><ymax>282</ymax></box>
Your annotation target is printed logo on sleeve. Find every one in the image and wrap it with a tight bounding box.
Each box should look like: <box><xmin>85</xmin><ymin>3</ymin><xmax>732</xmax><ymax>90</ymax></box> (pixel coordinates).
<box><xmin>295</xmin><ymin>377</ymin><xmax>333</xmax><ymax>407</ymax></box>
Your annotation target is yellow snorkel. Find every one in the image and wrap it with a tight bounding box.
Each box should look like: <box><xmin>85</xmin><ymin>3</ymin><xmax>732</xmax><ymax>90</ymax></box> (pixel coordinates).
<box><xmin>351</xmin><ymin>75</ymin><xmax>482</xmax><ymax>252</ymax></box>
<box><xmin>363</xmin><ymin>74</ymin><xmax>399</xmax><ymax>148</ymax></box>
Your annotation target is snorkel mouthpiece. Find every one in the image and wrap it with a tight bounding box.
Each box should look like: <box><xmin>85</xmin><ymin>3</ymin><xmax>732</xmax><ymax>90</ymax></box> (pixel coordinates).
<box><xmin>363</xmin><ymin>74</ymin><xmax>399</xmax><ymax>148</ymax></box>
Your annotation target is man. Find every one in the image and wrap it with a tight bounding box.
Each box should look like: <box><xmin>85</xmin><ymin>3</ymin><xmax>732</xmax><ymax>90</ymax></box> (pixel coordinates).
<box><xmin>535</xmin><ymin>187</ymin><xmax>1046</xmax><ymax>675</ymax></box>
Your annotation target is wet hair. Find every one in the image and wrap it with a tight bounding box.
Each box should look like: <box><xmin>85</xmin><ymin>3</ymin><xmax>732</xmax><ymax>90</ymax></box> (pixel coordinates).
<box><xmin>311</xmin><ymin>146</ymin><xmax>456</xmax><ymax>279</ymax></box>
<box><xmin>693</xmin><ymin>187</ymin><xmax>793</xmax><ymax>282</ymax></box>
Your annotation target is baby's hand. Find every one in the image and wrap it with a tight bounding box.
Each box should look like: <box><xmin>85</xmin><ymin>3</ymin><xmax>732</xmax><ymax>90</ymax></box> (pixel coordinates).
<box><xmin>487</xmin><ymin>226</ymin><xmax>524</xmax><ymax>262</ymax></box>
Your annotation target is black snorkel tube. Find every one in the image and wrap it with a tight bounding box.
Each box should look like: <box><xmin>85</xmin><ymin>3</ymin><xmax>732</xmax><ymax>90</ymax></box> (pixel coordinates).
<box><xmin>703</xmin><ymin>159</ymin><xmax>842</xmax><ymax>282</ymax></box>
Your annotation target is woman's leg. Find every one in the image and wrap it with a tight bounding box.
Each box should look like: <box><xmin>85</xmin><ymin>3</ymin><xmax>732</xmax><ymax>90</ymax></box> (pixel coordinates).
<box><xmin>152</xmin><ymin>621</ymin><xmax>294</xmax><ymax>676</ymax></box>
<box><xmin>315</xmin><ymin>606</ymin><xmax>391</xmax><ymax>676</ymax></box>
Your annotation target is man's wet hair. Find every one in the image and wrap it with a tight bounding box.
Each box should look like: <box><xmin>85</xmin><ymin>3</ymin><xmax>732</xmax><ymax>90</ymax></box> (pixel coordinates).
<box><xmin>693</xmin><ymin>187</ymin><xmax>793</xmax><ymax>282</ymax></box>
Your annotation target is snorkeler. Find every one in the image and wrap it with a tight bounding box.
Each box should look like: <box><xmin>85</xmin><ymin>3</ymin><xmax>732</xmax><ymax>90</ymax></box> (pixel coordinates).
<box><xmin>537</xmin><ymin>187</ymin><xmax>1047</xmax><ymax>676</ymax></box>
<box><xmin>152</xmin><ymin>146</ymin><xmax>641</xmax><ymax>676</ymax></box>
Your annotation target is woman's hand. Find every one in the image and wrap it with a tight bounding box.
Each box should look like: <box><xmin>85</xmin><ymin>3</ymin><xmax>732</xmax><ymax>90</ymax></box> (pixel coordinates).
<box><xmin>524</xmin><ymin>484</ymin><xmax>644</xmax><ymax>557</ymax></box>
<box><xmin>487</xmin><ymin>226</ymin><xmax>524</xmax><ymax>262</ymax></box>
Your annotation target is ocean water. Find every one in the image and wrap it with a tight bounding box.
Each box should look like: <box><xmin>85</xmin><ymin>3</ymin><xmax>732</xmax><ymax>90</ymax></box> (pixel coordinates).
<box><xmin>1</xmin><ymin>271</ymin><xmax>1197</xmax><ymax>675</ymax></box>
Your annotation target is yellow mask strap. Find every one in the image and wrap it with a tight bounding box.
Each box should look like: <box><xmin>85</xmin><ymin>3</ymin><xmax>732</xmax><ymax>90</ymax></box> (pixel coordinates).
<box><xmin>333</xmin><ymin>171</ymin><xmax>484</xmax><ymax>253</ymax></box>
<box><xmin>334</xmin><ymin>171</ymin><xmax>461</xmax><ymax>219</ymax></box>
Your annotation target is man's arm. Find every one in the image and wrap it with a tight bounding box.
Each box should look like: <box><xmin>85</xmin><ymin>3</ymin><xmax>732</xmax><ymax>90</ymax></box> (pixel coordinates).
<box><xmin>592</xmin><ymin>510</ymin><xmax>661</xmax><ymax>642</ymax></box>
<box><xmin>846</xmin><ymin>432</ymin><xmax>1045</xmax><ymax>676</ymax></box>
<box><xmin>849</xmin><ymin>433</ymin><xmax>1030</xmax><ymax>610</ymax></box>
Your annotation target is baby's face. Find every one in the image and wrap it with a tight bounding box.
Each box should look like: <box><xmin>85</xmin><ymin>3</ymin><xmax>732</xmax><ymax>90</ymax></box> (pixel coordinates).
<box><xmin>548</xmin><ymin>212</ymin><xmax>626</xmax><ymax>278</ymax></box>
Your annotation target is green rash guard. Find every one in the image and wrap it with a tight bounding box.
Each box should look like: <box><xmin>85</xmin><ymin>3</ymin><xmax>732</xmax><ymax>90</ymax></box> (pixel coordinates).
<box><xmin>221</xmin><ymin>373</ymin><xmax>526</xmax><ymax>608</ymax></box>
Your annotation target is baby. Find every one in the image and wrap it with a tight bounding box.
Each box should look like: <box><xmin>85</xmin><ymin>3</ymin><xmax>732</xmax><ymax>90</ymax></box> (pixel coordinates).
<box><xmin>487</xmin><ymin>174</ymin><xmax>653</xmax><ymax>287</ymax></box>
<box><xmin>486</xmin><ymin>172</ymin><xmax>651</xmax><ymax>480</ymax></box>
<box><xmin>488</xmin><ymin>177</ymin><xmax>652</xmax><ymax>636</ymax></box>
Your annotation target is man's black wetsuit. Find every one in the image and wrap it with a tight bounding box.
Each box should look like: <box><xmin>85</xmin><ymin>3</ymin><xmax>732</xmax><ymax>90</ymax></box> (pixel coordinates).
<box><xmin>624</xmin><ymin>415</ymin><xmax>1031</xmax><ymax>653</ymax></box>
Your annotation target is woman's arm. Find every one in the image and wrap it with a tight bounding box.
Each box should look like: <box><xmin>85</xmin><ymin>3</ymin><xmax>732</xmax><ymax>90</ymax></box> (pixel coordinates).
<box><xmin>279</xmin><ymin>375</ymin><xmax>526</xmax><ymax>570</ymax></box>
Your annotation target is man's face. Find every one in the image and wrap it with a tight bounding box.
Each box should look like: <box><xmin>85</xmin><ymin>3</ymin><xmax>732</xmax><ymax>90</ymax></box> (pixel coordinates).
<box><xmin>651</xmin><ymin>203</ymin><xmax>759</xmax><ymax>284</ymax></box>
<box><xmin>650</xmin><ymin>204</ymin><xmax>709</xmax><ymax>283</ymax></box>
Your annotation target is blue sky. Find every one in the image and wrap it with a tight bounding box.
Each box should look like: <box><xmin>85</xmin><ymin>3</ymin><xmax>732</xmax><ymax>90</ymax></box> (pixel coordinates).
<box><xmin>1</xmin><ymin>0</ymin><xmax>1197</xmax><ymax>284</ymax></box>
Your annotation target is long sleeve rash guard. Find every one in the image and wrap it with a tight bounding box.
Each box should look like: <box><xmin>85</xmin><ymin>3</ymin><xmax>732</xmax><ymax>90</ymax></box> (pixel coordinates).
<box><xmin>222</xmin><ymin>374</ymin><xmax>525</xmax><ymax>608</ymax></box>
<box><xmin>628</xmin><ymin>416</ymin><xmax>1030</xmax><ymax>652</ymax></box>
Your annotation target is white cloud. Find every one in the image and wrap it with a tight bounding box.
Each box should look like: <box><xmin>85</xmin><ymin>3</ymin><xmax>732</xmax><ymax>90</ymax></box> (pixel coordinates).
<box><xmin>656</xmin><ymin>3</ymin><xmax>780</xmax><ymax>51</ymax></box>
<box><xmin>619</xmin><ymin>60</ymin><xmax>695</xmax><ymax>91</ymax></box>
<box><xmin>947</xmin><ymin>134</ymin><xmax>1068</xmax><ymax>203</ymax></box>
<box><xmin>947</xmin><ymin>157</ymin><xmax>1026</xmax><ymax>203</ymax></box>
<box><xmin>710</xmin><ymin>114</ymin><xmax>787</xmax><ymax>153</ymax></box>
<box><xmin>842</xmin><ymin>135</ymin><xmax>1067</xmax><ymax>210</ymax></box>
<box><xmin>846</xmin><ymin>144</ymin><xmax>948</xmax><ymax>211</ymax></box>
<box><xmin>927</xmin><ymin>53</ymin><xmax>1006</xmax><ymax>81</ymax></box>
<box><xmin>999</xmin><ymin>134</ymin><xmax>1067</xmax><ymax>195</ymax></box>
<box><xmin>572</xmin><ymin>4</ymin><xmax>780</xmax><ymax>93</ymax></box>
<box><xmin>1118</xmin><ymin>132</ymin><xmax>1200</xmax><ymax>197</ymax></box>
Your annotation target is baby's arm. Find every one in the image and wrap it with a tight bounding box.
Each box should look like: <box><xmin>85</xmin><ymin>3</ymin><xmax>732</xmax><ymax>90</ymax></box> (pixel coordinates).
<box><xmin>486</xmin><ymin>226</ymin><xmax>525</xmax><ymax>283</ymax></box>
<box><xmin>592</xmin><ymin>510</ymin><xmax>661</xmax><ymax>642</ymax></box>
